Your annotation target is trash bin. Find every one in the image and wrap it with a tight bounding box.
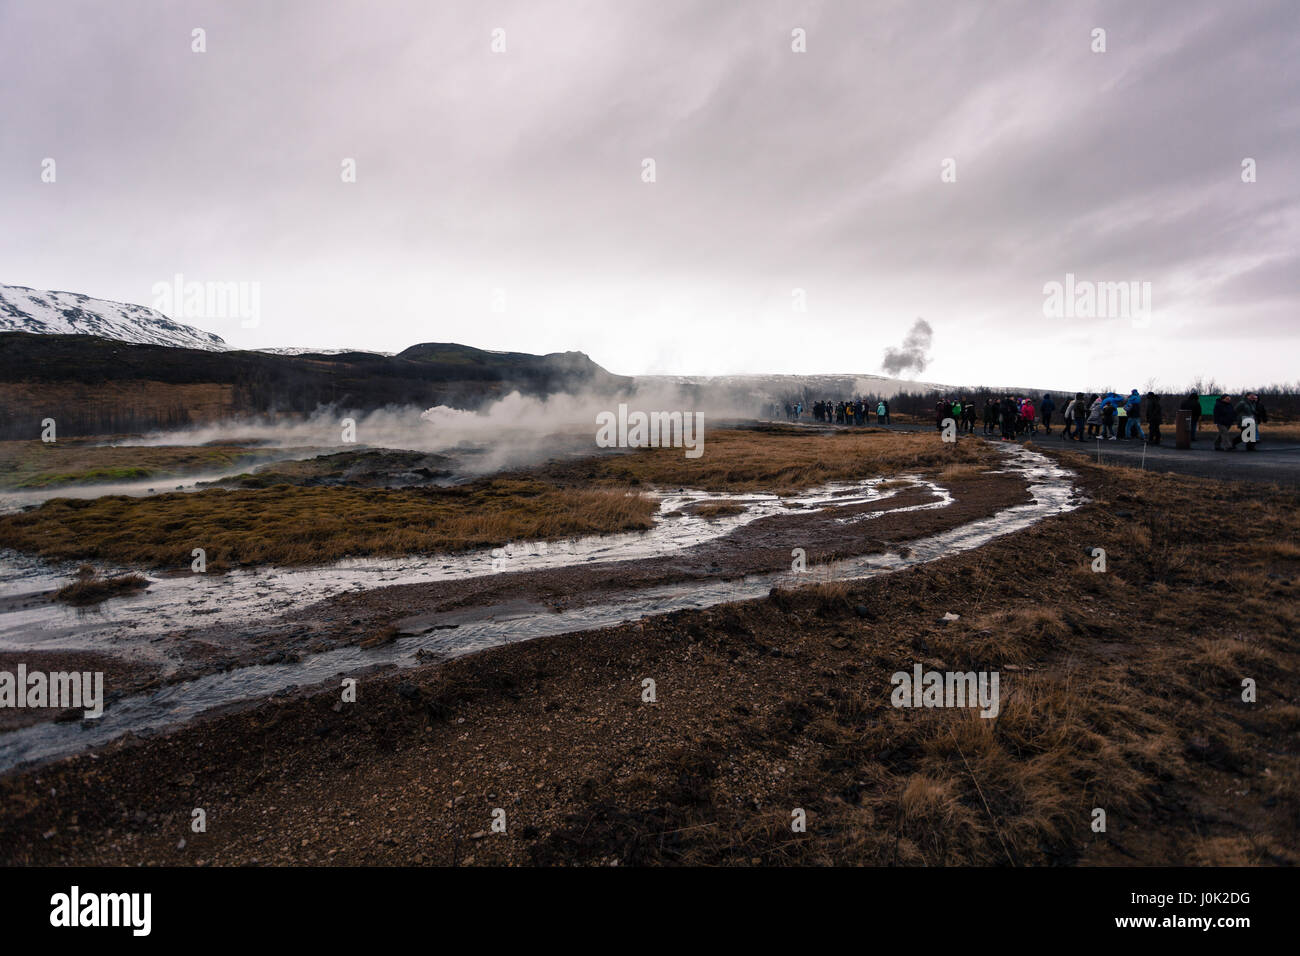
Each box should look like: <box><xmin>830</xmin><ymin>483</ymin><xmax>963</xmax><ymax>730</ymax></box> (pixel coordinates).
<box><xmin>1175</xmin><ymin>409</ymin><xmax>1192</xmax><ymax>449</ymax></box>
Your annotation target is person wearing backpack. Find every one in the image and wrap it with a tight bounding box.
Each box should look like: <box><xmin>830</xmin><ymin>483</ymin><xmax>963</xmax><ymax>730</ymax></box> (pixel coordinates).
<box><xmin>1125</xmin><ymin>389</ymin><xmax>1145</xmax><ymax>440</ymax></box>
<box><xmin>1066</xmin><ymin>393</ymin><xmax>1084</xmax><ymax>441</ymax></box>
<box><xmin>1086</xmin><ymin>395</ymin><xmax>1103</xmax><ymax>438</ymax></box>
<box><xmin>1231</xmin><ymin>394</ymin><xmax>1259</xmax><ymax>451</ymax></box>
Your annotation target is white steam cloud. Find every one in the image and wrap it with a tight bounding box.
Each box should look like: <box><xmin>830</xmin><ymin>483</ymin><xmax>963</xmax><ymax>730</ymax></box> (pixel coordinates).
<box><xmin>118</xmin><ymin>384</ymin><xmax>759</xmax><ymax>476</ymax></box>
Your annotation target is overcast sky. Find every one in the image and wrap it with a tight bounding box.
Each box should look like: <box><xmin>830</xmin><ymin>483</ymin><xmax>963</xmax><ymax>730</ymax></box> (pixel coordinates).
<box><xmin>1</xmin><ymin>0</ymin><xmax>1296</xmax><ymax>389</ymax></box>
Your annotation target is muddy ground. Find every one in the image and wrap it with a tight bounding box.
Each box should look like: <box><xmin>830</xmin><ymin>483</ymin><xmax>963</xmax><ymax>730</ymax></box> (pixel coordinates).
<box><xmin>1</xmin><ymin>445</ymin><xmax>1296</xmax><ymax>866</ymax></box>
<box><xmin>0</xmin><ymin>470</ymin><xmax>1029</xmax><ymax>725</ymax></box>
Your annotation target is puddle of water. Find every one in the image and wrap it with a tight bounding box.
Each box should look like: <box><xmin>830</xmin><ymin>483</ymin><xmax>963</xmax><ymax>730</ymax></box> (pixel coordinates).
<box><xmin>0</xmin><ymin>445</ymin><xmax>1078</xmax><ymax>772</ymax></box>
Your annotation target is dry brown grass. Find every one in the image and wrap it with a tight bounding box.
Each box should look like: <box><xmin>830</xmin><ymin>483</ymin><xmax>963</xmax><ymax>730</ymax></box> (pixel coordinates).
<box><xmin>0</xmin><ymin>427</ymin><xmax>992</xmax><ymax>570</ymax></box>
<box><xmin>1257</xmin><ymin>423</ymin><xmax>1300</xmax><ymax>442</ymax></box>
<box><xmin>590</xmin><ymin>427</ymin><xmax>996</xmax><ymax>493</ymax></box>
<box><xmin>0</xmin><ymin>479</ymin><xmax>655</xmax><ymax>570</ymax></box>
<box><xmin>938</xmin><ymin>463</ymin><xmax>991</xmax><ymax>482</ymax></box>
<box><xmin>53</xmin><ymin>567</ymin><xmax>150</xmax><ymax>605</ymax></box>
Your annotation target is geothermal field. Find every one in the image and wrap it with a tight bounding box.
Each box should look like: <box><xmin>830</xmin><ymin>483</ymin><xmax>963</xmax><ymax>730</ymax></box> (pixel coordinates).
<box><xmin>3</xmin><ymin>0</ymin><xmax>1297</xmax><ymax>940</ymax></box>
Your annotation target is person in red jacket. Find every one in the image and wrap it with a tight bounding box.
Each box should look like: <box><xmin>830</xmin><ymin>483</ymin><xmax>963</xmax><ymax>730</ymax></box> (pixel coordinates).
<box><xmin>1020</xmin><ymin>398</ymin><xmax>1036</xmax><ymax>436</ymax></box>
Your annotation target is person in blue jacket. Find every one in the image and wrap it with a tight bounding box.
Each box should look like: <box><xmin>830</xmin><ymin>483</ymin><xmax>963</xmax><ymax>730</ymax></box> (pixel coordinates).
<box><xmin>1040</xmin><ymin>393</ymin><xmax>1055</xmax><ymax>434</ymax></box>
<box><xmin>1125</xmin><ymin>389</ymin><xmax>1145</xmax><ymax>440</ymax></box>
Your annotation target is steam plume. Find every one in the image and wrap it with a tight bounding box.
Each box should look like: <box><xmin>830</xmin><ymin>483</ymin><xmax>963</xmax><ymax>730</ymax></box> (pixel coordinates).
<box><xmin>881</xmin><ymin>318</ymin><xmax>934</xmax><ymax>377</ymax></box>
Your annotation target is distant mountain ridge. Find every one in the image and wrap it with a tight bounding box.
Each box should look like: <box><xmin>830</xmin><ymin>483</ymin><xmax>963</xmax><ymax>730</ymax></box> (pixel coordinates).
<box><xmin>0</xmin><ymin>332</ymin><xmax>632</xmax><ymax>439</ymax></box>
<box><xmin>0</xmin><ymin>283</ymin><xmax>227</xmax><ymax>351</ymax></box>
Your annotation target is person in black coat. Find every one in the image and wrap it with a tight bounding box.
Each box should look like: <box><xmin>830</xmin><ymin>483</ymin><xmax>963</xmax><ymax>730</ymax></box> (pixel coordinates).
<box><xmin>999</xmin><ymin>396</ymin><xmax>1017</xmax><ymax>441</ymax></box>
<box><xmin>1212</xmin><ymin>395</ymin><xmax>1236</xmax><ymax>450</ymax></box>
<box><xmin>1145</xmin><ymin>392</ymin><xmax>1163</xmax><ymax>445</ymax></box>
<box><xmin>1179</xmin><ymin>392</ymin><xmax>1202</xmax><ymax>441</ymax></box>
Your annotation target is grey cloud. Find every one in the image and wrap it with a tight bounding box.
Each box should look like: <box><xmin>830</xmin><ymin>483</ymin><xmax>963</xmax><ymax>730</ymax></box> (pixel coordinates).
<box><xmin>0</xmin><ymin>0</ymin><xmax>1296</xmax><ymax>389</ymax></box>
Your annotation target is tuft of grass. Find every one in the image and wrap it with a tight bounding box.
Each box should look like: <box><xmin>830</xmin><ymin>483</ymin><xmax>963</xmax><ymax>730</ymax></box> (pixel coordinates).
<box><xmin>54</xmin><ymin>569</ymin><xmax>150</xmax><ymax>606</ymax></box>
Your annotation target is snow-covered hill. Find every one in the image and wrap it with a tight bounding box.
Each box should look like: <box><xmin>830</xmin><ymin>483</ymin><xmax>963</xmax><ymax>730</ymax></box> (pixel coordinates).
<box><xmin>0</xmin><ymin>284</ymin><xmax>226</xmax><ymax>350</ymax></box>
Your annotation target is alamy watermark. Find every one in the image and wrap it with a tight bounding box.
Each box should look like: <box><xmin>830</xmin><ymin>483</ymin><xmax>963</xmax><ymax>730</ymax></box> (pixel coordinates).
<box><xmin>891</xmin><ymin>664</ymin><xmax>1000</xmax><ymax>718</ymax></box>
<box><xmin>0</xmin><ymin>665</ymin><xmax>103</xmax><ymax>718</ymax></box>
<box><xmin>595</xmin><ymin>404</ymin><xmax>704</xmax><ymax>458</ymax></box>
<box><xmin>151</xmin><ymin>272</ymin><xmax>261</xmax><ymax>328</ymax></box>
<box><xmin>50</xmin><ymin>886</ymin><xmax>150</xmax><ymax>936</ymax></box>
<box><xmin>1042</xmin><ymin>272</ymin><xmax>1150</xmax><ymax>327</ymax></box>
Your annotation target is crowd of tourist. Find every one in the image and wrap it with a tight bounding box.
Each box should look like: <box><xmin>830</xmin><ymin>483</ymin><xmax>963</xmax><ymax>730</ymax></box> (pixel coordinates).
<box><xmin>771</xmin><ymin>389</ymin><xmax>1271</xmax><ymax>451</ymax></box>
